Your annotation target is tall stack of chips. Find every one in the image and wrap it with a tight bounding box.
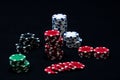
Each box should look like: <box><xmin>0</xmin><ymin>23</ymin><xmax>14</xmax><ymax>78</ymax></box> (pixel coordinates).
<box><xmin>63</xmin><ymin>31</ymin><xmax>82</xmax><ymax>48</ymax></box>
<box><xmin>44</xmin><ymin>30</ymin><xmax>64</xmax><ymax>60</ymax></box>
<box><xmin>52</xmin><ymin>13</ymin><xmax>67</xmax><ymax>36</ymax></box>
<box><xmin>15</xmin><ymin>33</ymin><xmax>40</xmax><ymax>53</ymax></box>
<box><xmin>9</xmin><ymin>53</ymin><xmax>30</xmax><ymax>73</ymax></box>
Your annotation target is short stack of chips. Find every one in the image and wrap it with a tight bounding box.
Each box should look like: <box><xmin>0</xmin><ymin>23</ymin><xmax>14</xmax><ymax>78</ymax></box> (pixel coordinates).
<box><xmin>9</xmin><ymin>53</ymin><xmax>30</xmax><ymax>73</ymax></box>
<box><xmin>44</xmin><ymin>30</ymin><xmax>64</xmax><ymax>60</ymax></box>
<box><xmin>15</xmin><ymin>33</ymin><xmax>40</xmax><ymax>53</ymax></box>
<box><xmin>78</xmin><ymin>46</ymin><xmax>93</xmax><ymax>58</ymax></box>
<box><xmin>44</xmin><ymin>61</ymin><xmax>85</xmax><ymax>74</ymax></box>
<box><xmin>63</xmin><ymin>31</ymin><xmax>82</xmax><ymax>48</ymax></box>
<box><xmin>93</xmin><ymin>47</ymin><xmax>109</xmax><ymax>59</ymax></box>
<box><xmin>52</xmin><ymin>13</ymin><xmax>67</xmax><ymax>36</ymax></box>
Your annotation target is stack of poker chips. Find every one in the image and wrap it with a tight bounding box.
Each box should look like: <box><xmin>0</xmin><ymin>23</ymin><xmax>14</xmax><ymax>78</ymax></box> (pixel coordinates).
<box><xmin>63</xmin><ymin>31</ymin><xmax>82</xmax><ymax>48</ymax></box>
<box><xmin>78</xmin><ymin>46</ymin><xmax>94</xmax><ymax>58</ymax></box>
<box><xmin>52</xmin><ymin>13</ymin><xmax>67</xmax><ymax>36</ymax></box>
<box><xmin>44</xmin><ymin>61</ymin><xmax>85</xmax><ymax>74</ymax></box>
<box><xmin>9</xmin><ymin>54</ymin><xmax>30</xmax><ymax>73</ymax></box>
<box><xmin>44</xmin><ymin>30</ymin><xmax>64</xmax><ymax>60</ymax></box>
<box><xmin>93</xmin><ymin>47</ymin><xmax>109</xmax><ymax>59</ymax></box>
<box><xmin>15</xmin><ymin>33</ymin><xmax>40</xmax><ymax>53</ymax></box>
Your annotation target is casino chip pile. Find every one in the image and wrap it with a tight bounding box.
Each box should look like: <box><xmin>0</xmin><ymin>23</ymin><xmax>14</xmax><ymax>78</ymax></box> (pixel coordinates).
<box><xmin>44</xmin><ymin>61</ymin><xmax>85</xmax><ymax>74</ymax></box>
<box><xmin>52</xmin><ymin>14</ymin><xmax>67</xmax><ymax>36</ymax></box>
<box><xmin>44</xmin><ymin>30</ymin><xmax>64</xmax><ymax>60</ymax></box>
<box><xmin>93</xmin><ymin>47</ymin><xmax>109</xmax><ymax>59</ymax></box>
<box><xmin>15</xmin><ymin>33</ymin><xmax>40</xmax><ymax>53</ymax></box>
<box><xmin>8</xmin><ymin>13</ymin><xmax>110</xmax><ymax>74</ymax></box>
<box><xmin>63</xmin><ymin>31</ymin><xmax>82</xmax><ymax>48</ymax></box>
<box><xmin>9</xmin><ymin>54</ymin><xmax>30</xmax><ymax>73</ymax></box>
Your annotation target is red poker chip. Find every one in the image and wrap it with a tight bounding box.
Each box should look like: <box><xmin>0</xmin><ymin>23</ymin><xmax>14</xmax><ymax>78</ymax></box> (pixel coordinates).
<box><xmin>45</xmin><ymin>49</ymin><xmax>63</xmax><ymax>56</ymax></box>
<box><xmin>78</xmin><ymin>46</ymin><xmax>93</xmax><ymax>53</ymax></box>
<box><xmin>44</xmin><ymin>66</ymin><xmax>57</xmax><ymax>74</ymax></box>
<box><xmin>56</xmin><ymin>62</ymin><xmax>68</xmax><ymax>72</ymax></box>
<box><xmin>51</xmin><ymin>64</ymin><xmax>63</xmax><ymax>71</ymax></box>
<box><xmin>94</xmin><ymin>47</ymin><xmax>109</xmax><ymax>54</ymax></box>
<box><xmin>70</xmin><ymin>61</ymin><xmax>85</xmax><ymax>69</ymax></box>
<box><xmin>44</xmin><ymin>30</ymin><xmax>60</xmax><ymax>37</ymax></box>
<box><xmin>45</xmin><ymin>44</ymin><xmax>61</xmax><ymax>50</ymax></box>
<box><xmin>45</xmin><ymin>44</ymin><xmax>57</xmax><ymax>51</ymax></box>
<box><xmin>55</xmin><ymin>36</ymin><xmax>64</xmax><ymax>46</ymax></box>
<box><xmin>45</xmin><ymin>36</ymin><xmax>63</xmax><ymax>47</ymax></box>
<box><xmin>62</xmin><ymin>62</ymin><xmax>72</xmax><ymax>71</ymax></box>
<box><xmin>44</xmin><ymin>30</ymin><xmax>60</xmax><ymax>42</ymax></box>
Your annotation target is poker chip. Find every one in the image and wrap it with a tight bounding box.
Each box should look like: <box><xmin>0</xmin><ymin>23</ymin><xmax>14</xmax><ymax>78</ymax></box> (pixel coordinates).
<box><xmin>62</xmin><ymin>62</ymin><xmax>72</xmax><ymax>71</ymax></box>
<box><xmin>78</xmin><ymin>46</ymin><xmax>93</xmax><ymax>58</ymax></box>
<box><xmin>70</xmin><ymin>61</ymin><xmax>85</xmax><ymax>69</ymax></box>
<box><xmin>9</xmin><ymin>53</ymin><xmax>30</xmax><ymax>73</ymax></box>
<box><xmin>44</xmin><ymin>66</ymin><xmax>58</xmax><ymax>74</ymax></box>
<box><xmin>44</xmin><ymin>30</ymin><xmax>60</xmax><ymax>43</ymax></box>
<box><xmin>63</xmin><ymin>31</ymin><xmax>82</xmax><ymax>48</ymax></box>
<box><xmin>52</xmin><ymin>13</ymin><xmax>67</xmax><ymax>36</ymax></box>
<box><xmin>15</xmin><ymin>43</ymin><xmax>31</xmax><ymax>53</ymax></box>
<box><xmin>63</xmin><ymin>31</ymin><xmax>79</xmax><ymax>42</ymax></box>
<box><xmin>19</xmin><ymin>33</ymin><xmax>35</xmax><ymax>45</ymax></box>
<box><xmin>51</xmin><ymin>64</ymin><xmax>64</xmax><ymax>72</ymax></box>
<box><xmin>93</xmin><ymin>47</ymin><xmax>109</xmax><ymax>59</ymax></box>
<box><xmin>44</xmin><ymin>61</ymin><xmax>85</xmax><ymax>74</ymax></box>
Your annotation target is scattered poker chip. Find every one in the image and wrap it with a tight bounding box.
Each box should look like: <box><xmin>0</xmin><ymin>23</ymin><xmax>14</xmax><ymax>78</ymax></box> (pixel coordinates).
<box><xmin>51</xmin><ymin>64</ymin><xmax>63</xmax><ymax>72</ymax></box>
<box><xmin>78</xmin><ymin>46</ymin><xmax>93</xmax><ymax>58</ymax></box>
<box><xmin>52</xmin><ymin>13</ymin><xmax>67</xmax><ymax>36</ymax></box>
<box><xmin>44</xmin><ymin>61</ymin><xmax>85</xmax><ymax>74</ymax></box>
<box><xmin>93</xmin><ymin>47</ymin><xmax>109</xmax><ymax>59</ymax></box>
<box><xmin>70</xmin><ymin>61</ymin><xmax>85</xmax><ymax>69</ymax></box>
<box><xmin>44</xmin><ymin>66</ymin><xmax>58</xmax><ymax>74</ymax></box>
<box><xmin>62</xmin><ymin>62</ymin><xmax>72</xmax><ymax>71</ymax></box>
<box><xmin>9</xmin><ymin>53</ymin><xmax>30</xmax><ymax>73</ymax></box>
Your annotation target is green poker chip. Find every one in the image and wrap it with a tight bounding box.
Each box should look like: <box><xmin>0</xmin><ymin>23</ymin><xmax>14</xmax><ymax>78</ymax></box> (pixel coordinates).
<box><xmin>23</xmin><ymin>60</ymin><xmax>30</xmax><ymax>67</ymax></box>
<box><xmin>9</xmin><ymin>53</ymin><xmax>26</xmax><ymax>62</ymax></box>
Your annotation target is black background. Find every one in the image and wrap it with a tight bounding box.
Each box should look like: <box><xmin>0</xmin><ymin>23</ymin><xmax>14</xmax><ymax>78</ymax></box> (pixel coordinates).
<box><xmin>0</xmin><ymin>0</ymin><xmax>117</xmax><ymax>80</ymax></box>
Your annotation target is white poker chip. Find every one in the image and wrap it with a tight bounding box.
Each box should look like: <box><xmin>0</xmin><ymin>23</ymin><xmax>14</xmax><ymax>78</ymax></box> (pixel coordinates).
<box><xmin>52</xmin><ymin>14</ymin><xmax>66</xmax><ymax>19</ymax></box>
